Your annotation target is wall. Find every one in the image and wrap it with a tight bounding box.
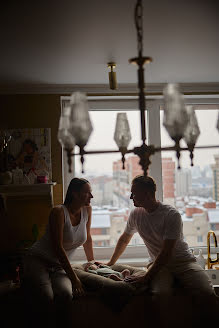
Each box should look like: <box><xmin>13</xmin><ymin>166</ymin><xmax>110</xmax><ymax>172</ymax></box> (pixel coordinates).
<box><xmin>0</xmin><ymin>95</ymin><xmax>64</xmax><ymax>252</ymax></box>
<box><xmin>0</xmin><ymin>94</ymin><xmax>63</xmax><ymax>199</ymax></box>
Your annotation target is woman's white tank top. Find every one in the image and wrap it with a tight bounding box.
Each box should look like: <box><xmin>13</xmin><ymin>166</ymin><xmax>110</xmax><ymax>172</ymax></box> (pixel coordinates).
<box><xmin>29</xmin><ymin>205</ymin><xmax>88</xmax><ymax>264</ymax></box>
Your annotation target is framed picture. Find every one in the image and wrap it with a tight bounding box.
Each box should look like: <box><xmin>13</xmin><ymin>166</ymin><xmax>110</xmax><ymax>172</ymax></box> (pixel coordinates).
<box><xmin>6</xmin><ymin>128</ymin><xmax>52</xmax><ymax>181</ymax></box>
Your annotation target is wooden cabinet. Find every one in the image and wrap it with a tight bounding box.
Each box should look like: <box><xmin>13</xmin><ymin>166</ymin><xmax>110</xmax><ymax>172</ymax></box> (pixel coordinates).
<box><xmin>0</xmin><ymin>183</ymin><xmax>56</xmax><ymax>253</ymax></box>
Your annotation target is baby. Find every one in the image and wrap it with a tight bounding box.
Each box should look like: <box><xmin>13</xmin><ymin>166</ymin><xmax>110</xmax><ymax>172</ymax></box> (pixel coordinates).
<box><xmin>83</xmin><ymin>262</ymin><xmax>131</xmax><ymax>281</ymax></box>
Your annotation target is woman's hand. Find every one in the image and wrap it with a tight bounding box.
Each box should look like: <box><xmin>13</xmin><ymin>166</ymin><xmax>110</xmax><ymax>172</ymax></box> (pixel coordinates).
<box><xmin>146</xmin><ymin>261</ymin><xmax>153</xmax><ymax>269</ymax></box>
<box><xmin>71</xmin><ymin>276</ymin><xmax>84</xmax><ymax>297</ymax></box>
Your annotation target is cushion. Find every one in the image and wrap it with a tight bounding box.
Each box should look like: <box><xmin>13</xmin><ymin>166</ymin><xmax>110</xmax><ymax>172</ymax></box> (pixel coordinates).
<box><xmin>72</xmin><ymin>263</ymin><xmax>147</xmax><ymax>311</ymax></box>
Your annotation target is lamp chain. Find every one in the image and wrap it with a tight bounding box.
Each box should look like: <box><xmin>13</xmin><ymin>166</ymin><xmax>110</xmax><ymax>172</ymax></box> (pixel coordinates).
<box><xmin>135</xmin><ymin>0</ymin><xmax>143</xmax><ymax>57</ymax></box>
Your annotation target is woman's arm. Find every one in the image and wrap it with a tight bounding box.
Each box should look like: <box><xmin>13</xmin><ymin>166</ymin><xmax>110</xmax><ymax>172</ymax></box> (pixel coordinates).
<box><xmin>83</xmin><ymin>206</ymin><xmax>94</xmax><ymax>262</ymax></box>
<box><xmin>49</xmin><ymin>207</ymin><xmax>84</xmax><ymax>295</ymax></box>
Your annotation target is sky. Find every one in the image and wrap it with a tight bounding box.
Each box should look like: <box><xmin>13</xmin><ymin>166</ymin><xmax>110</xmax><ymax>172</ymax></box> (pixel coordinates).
<box><xmin>74</xmin><ymin>109</ymin><xmax>219</xmax><ymax>177</ymax></box>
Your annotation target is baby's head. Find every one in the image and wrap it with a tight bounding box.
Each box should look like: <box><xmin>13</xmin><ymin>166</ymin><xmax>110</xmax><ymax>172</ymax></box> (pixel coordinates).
<box><xmin>87</xmin><ymin>263</ymin><xmax>98</xmax><ymax>270</ymax></box>
<box><xmin>83</xmin><ymin>262</ymin><xmax>98</xmax><ymax>272</ymax></box>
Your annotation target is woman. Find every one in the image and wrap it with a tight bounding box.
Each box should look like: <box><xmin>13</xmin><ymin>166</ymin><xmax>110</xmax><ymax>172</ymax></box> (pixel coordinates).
<box><xmin>23</xmin><ymin>178</ymin><xmax>94</xmax><ymax>325</ymax></box>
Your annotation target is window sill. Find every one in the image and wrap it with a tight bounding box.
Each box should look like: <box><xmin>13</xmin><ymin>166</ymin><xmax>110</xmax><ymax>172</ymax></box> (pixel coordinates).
<box><xmin>73</xmin><ymin>245</ymin><xmax>219</xmax><ymax>267</ymax></box>
<box><xmin>73</xmin><ymin>257</ymin><xmax>148</xmax><ymax>267</ymax></box>
<box><xmin>74</xmin><ymin>245</ymin><xmax>149</xmax><ymax>262</ymax></box>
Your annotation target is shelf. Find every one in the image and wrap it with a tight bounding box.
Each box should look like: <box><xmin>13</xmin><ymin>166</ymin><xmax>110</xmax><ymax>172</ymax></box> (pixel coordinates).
<box><xmin>0</xmin><ymin>182</ymin><xmax>56</xmax><ymax>196</ymax></box>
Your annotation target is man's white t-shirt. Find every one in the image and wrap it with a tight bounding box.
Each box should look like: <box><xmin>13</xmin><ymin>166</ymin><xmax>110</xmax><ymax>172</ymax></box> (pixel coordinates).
<box><xmin>125</xmin><ymin>202</ymin><xmax>195</xmax><ymax>263</ymax></box>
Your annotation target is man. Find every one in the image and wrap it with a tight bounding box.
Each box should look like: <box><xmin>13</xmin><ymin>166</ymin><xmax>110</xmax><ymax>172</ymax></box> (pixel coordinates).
<box><xmin>108</xmin><ymin>175</ymin><xmax>218</xmax><ymax>324</ymax></box>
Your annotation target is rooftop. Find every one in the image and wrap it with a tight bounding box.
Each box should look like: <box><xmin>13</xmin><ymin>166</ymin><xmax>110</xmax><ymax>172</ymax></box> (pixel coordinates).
<box><xmin>208</xmin><ymin>209</ymin><xmax>219</xmax><ymax>223</ymax></box>
<box><xmin>91</xmin><ymin>213</ymin><xmax>111</xmax><ymax>228</ymax></box>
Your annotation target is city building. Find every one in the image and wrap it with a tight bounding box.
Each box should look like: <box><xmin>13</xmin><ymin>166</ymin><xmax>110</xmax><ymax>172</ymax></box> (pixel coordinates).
<box><xmin>91</xmin><ymin>198</ymin><xmax>215</xmax><ymax>248</ymax></box>
<box><xmin>182</xmin><ymin>206</ymin><xmax>210</xmax><ymax>247</ymax></box>
<box><xmin>211</xmin><ymin>154</ymin><xmax>219</xmax><ymax>201</ymax></box>
<box><xmin>175</xmin><ymin>168</ymin><xmax>192</xmax><ymax>197</ymax></box>
<box><xmin>91</xmin><ymin>209</ymin><xmax>111</xmax><ymax>246</ymax></box>
<box><xmin>113</xmin><ymin>156</ymin><xmax>176</xmax><ymax>207</ymax></box>
<box><xmin>113</xmin><ymin>156</ymin><xmax>143</xmax><ymax>208</ymax></box>
<box><xmin>91</xmin><ymin>206</ymin><xmax>143</xmax><ymax>247</ymax></box>
<box><xmin>109</xmin><ymin>208</ymin><xmax>129</xmax><ymax>246</ymax></box>
<box><xmin>88</xmin><ymin>175</ymin><xmax>113</xmax><ymax>206</ymax></box>
<box><xmin>189</xmin><ymin>166</ymin><xmax>213</xmax><ymax>198</ymax></box>
<box><xmin>207</xmin><ymin>209</ymin><xmax>219</xmax><ymax>240</ymax></box>
<box><xmin>190</xmin><ymin>166</ymin><xmax>202</xmax><ymax>179</ymax></box>
<box><xmin>161</xmin><ymin>157</ymin><xmax>175</xmax><ymax>206</ymax></box>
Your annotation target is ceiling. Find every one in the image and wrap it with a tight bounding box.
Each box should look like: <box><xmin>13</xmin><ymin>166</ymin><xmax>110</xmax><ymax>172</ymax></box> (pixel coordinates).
<box><xmin>1</xmin><ymin>0</ymin><xmax>219</xmax><ymax>92</ymax></box>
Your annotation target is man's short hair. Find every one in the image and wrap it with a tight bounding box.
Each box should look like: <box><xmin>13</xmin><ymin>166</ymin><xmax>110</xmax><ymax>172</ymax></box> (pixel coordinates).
<box><xmin>132</xmin><ymin>175</ymin><xmax>156</xmax><ymax>195</ymax></box>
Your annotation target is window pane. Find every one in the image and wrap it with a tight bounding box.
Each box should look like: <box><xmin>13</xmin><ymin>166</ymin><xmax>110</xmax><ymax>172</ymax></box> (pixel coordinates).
<box><xmin>69</xmin><ymin>110</ymin><xmax>145</xmax><ymax>246</ymax></box>
<box><xmin>160</xmin><ymin>109</ymin><xmax>219</xmax><ymax>248</ymax></box>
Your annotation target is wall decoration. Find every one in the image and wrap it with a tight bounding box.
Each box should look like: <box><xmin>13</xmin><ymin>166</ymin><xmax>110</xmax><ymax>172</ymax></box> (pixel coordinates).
<box><xmin>6</xmin><ymin>128</ymin><xmax>52</xmax><ymax>182</ymax></box>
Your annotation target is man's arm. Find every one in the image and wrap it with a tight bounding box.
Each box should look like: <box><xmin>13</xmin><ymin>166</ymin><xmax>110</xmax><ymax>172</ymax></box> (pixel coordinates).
<box><xmin>107</xmin><ymin>232</ymin><xmax>133</xmax><ymax>265</ymax></box>
<box><xmin>144</xmin><ymin>239</ymin><xmax>176</xmax><ymax>282</ymax></box>
<box><xmin>125</xmin><ymin>239</ymin><xmax>176</xmax><ymax>283</ymax></box>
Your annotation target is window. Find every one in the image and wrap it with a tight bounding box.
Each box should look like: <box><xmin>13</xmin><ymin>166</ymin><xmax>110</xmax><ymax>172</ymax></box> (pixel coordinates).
<box><xmin>61</xmin><ymin>99</ymin><xmax>151</xmax><ymax>262</ymax></box>
<box><xmin>73</xmin><ymin>110</ymin><xmax>145</xmax><ymax>247</ymax></box>
<box><xmin>160</xmin><ymin>107</ymin><xmax>219</xmax><ymax>248</ymax></box>
<box><xmin>61</xmin><ymin>95</ymin><xmax>219</xmax><ymax>262</ymax></box>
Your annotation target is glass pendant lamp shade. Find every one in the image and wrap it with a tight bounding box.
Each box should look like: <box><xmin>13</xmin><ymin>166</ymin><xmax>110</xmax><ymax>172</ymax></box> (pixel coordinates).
<box><xmin>114</xmin><ymin>113</ymin><xmax>131</xmax><ymax>148</ymax></box>
<box><xmin>69</xmin><ymin>92</ymin><xmax>93</xmax><ymax>148</ymax></box>
<box><xmin>183</xmin><ymin>105</ymin><xmax>200</xmax><ymax>148</ymax></box>
<box><xmin>163</xmin><ymin>83</ymin><xmax>189</xmax><ymax>142</ymax></box>
<box><xmin>57</xmin><ymin>106</ymin><xmax>75</xmax><ymax>149</ymax></box>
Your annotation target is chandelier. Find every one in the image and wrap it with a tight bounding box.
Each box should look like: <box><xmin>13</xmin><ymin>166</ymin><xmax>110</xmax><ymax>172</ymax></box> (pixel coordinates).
<box><xmin>58</xmin><ymin>0</ymin><xmax>219</xmax><ymax>177</ymax></box>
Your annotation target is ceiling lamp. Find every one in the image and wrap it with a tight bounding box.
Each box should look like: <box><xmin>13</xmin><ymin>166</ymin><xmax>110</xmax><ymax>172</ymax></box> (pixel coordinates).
<box><xmin>58</xmin><ymin>0</ymin><xmax>219</xmax><ymax>176</ymax></box>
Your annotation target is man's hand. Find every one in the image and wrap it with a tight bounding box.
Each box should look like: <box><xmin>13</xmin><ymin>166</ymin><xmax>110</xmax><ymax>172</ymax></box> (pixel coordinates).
<box><xmin>124</xmin><ymin>272</ymin><xmax>146</xmax><ymax>284</ymax></box>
